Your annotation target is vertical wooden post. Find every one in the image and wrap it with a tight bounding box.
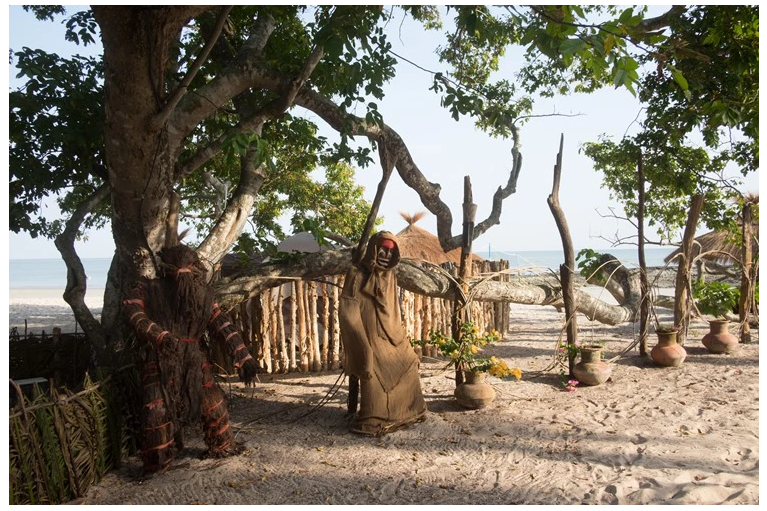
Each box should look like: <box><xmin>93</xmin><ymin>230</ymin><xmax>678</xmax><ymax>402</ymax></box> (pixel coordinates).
<box><xmin>289</xmin><ymin>281</ymin><xmax>298</xmax><ymax>372</ymax></box>
<box><xmin>276</xmin><ymin>285</ymin><xmax>287</xmax><ymax>373</ymax></box>
<box><xmin>308</xmin><ymin>281</ymin><xmax>321</xmax><ymax>372</ymax></box>
<box><xmin>262</xmin><ymin>291</ymin><xmax>273</xmax><ymax>374</ymax></box>
<box><xmin>269</xmin><ymin>289</ymin><xmax>279</xmax><ymax>373</ymax></box>
<box><xmin>674</xmin><ymin>194</ymin><xmax>705</xmax><ymax>345</ymax></box>
<box><xmin>297</xmin><ymin>281</ymin><xmax>309</xmax><ymax>372</ymax></box>
<box><xmin>546</xmin><ymin>135</ymin><xmax>578</xmax><ymax>377</ymax></box>
<box><xmin>321</xmin><ymin>282</ymin><xmax>330</xmax><ymax>370</ymax></box>
<box><xmin>739</xmin><ymin>198</ymin><xmax>754</xmax><ymax>343</ymax></box>
<box><xmin>331</xmin><ymin>276</ymin><xmax>341</xmax><ymax>370</ymax></box>
<box><xmin>413</xmin><ymin>293</ymin><xmax>422</xmax><ymax>343</ymax></box>
<box><xmin>637</xmin><ymin>152</ymin><xmax>650</xmax><ymax>356</ymax></box>
<box><xmin>453</xmin><ymin>175</ymin><xmax>476</xmax><ymax>386</ymax></box>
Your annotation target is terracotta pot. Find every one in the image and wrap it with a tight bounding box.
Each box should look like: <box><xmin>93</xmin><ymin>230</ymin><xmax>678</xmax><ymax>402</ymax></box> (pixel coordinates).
<box><xmin>423</xmin><ymin>343</ymin><xmax>435</xmax><ymax>358</ymax></box>
<box><xmin>413</xmin><ymin>345</ymin><xmax>423</xmax><ymax>360</ymax></box>
<box><xmin>651</xmin><ymin>330</ymin><xmax>686</xmax><ymax>367</ymax></box>
<box><xmin>573</xmin><ymin>346</ymin><xmax>612</xmax><ymax>386</ymax></box>
<box><xmin>454</xmin><ymin>371</ymin><xmax>496</xmax><ymax>409</ymax></box>
<box><xmin>702</xmin><ymin>319</ymin><xmax>739</xmax><ymax>354</ymax></box>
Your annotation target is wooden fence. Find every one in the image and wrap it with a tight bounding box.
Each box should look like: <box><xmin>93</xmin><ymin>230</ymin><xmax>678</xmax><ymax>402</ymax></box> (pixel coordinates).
<box><xmin>9</xmin><ymin>369</ymin><xmax>141</xmax><ymax>504</ymax></box>
<box><xmin>219</xmin><ymin>260</ymin><xmax>510</xmax><ymax>374</ymax></box>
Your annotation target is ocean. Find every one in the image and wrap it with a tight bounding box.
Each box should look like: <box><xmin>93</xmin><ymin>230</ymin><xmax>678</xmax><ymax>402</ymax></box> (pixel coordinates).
<box><xmin>9</xmin><ymin>247</ymin><xmax>676</xmax><ymax>289</ymax></box>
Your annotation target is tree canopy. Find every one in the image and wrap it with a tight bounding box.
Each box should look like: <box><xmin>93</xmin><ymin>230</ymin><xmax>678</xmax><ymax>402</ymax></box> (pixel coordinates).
<box><xmin>8</xmin><ymin>5</ymin><xmax>759</xmax><ymax>341</ymax></box>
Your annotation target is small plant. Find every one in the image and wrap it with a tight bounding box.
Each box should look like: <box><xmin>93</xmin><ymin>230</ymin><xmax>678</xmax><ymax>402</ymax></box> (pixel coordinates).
<box><xmin>427</xmin><ymin>323</ymin><xmax>521</xmax><ymax>380</ymax></box>
<box><xmin>576</xmin><ymin>248</ymin><xmax>607</xmax><ymax>284</ymax></box>
<box><xmin>693</xmin><ymin>281</ymin><xmax>739</xmax><ymax>318</ymax></box>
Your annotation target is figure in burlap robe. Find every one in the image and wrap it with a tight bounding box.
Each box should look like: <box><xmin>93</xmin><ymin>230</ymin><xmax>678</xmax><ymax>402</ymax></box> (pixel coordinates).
<box><xmin>340</xmin><ymin>231</ymin><xmax>427</xmax><ymax>435</ymax></box>
<box><xmin>122</xmin><ymin>244</ymin><xmax>257</xmax><ymax>473</ymax></box>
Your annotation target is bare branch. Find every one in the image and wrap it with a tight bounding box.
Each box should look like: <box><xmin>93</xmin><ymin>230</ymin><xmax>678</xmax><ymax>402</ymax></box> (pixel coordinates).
<box><xmin>151</xmin><ymin>6</ymin><xmax>234</xmax><ymax>130</ymax></box>
<box><xmin>53</xmin><ymin>184</ymin><xmax>110</xmax><ymax>355</ymax></box>
<box><xmin>168</xmin><ymin>12</ymin><xmax>277</xmax><ymax>143</ymax></box>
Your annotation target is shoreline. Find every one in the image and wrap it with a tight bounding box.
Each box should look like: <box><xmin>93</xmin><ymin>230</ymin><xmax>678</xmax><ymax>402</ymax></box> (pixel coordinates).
<box><xmin>9</xmin><ymin>287</ymin><xmax>105</xmax><ymax>334</ymax></box>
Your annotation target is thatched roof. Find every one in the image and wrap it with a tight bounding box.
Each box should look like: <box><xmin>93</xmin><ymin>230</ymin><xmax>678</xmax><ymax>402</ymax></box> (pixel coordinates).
<box><xmin>395</xmin><ymin>212</ymin><xmax>484</xmax><ymax>264</ymax></box>
<box><xmin>664</xmin><ymin>195</ymin><xmax>759</xmax><ymax>265</ymax></box>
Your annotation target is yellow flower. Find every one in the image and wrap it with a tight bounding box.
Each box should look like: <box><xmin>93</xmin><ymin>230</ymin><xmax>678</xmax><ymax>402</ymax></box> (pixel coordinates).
<box><xmin>510</xmin><ymin>368</ymin><xmax>522</xmax><ymax>380</ymax></box>
<box><xmin>470</xmin><ymin>345</ymin><xmax>478</xmax><ymax>354</ymax></box>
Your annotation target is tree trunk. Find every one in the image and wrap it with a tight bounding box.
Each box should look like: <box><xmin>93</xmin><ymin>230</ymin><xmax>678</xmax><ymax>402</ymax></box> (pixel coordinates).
<box><xmin>637</xmin><ymin>152</ymin><xmax>650</xmax><ymax>356</ymax></box>
<box><xmin>453</xmin><ymin>176</ymin><xmax>476</xmax><ymax>386</ymax></box>
<box><xmin>674</xmin><ymin>194</ymin><xmax>705</xmax><ymax>345</ymax></box>
<box><xmin>739</xmin><ymin>199</ymin><xmax>754</xmax><ymax>343</ymax></box>
<box><xmin>546</xmin><ymin>135</ymin><xmax>577</xmax><ymax>376</ymax></box>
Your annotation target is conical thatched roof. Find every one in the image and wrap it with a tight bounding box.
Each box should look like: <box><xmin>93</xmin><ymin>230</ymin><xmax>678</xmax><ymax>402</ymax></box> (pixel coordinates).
<box><xmin>395</xmin><ymin>212</ymin><xmax>484</xmax><ymax>264</ymax></box>
<box><xmin>664</xmin><ymin>194</ymin><xmax>759</xmax><ymax>265</ymax></box>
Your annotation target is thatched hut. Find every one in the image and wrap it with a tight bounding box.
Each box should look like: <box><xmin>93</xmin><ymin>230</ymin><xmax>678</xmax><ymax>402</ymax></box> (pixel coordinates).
<box><xmin>663</xmin><ymin>228</ymin><xmax>758</xmax><ymax>266</ymax></box>
<box><xmin>664</xmin><ymin>194</ymin><xmax>759</xmax><ymax>267</ymax></box>
<box><xmin>395</xmin><ymin>212</ymin><xmax>484</xmax><ymax>264</ymax></box>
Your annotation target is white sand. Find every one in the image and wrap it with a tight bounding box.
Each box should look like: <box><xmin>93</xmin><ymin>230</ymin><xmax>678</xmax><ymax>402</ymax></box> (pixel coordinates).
<box><xmin>77</xmin><ymin>303</ymin><xmax>758</xmax><ymax>505</ymax></box>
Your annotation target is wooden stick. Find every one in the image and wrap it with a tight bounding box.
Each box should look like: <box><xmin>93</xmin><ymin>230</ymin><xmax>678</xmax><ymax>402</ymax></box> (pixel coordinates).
<box><xmin>547</xmin><ymin>134</ymin><xmax>578</xmax><ymax>377</ymax></box>
<box><xmin>332</xmin><ymin>275</ymin><xmax>342</xmax><ymax>370</ymax></box>
<box><xmin>289</xmin><ymin>282</ymin><xmax>298</xmax><ymax>372</ymax></box>
<box><xmin>297</xmin><ymin>281</ymin><xmax>309</xmax><ymax>372</ymax></box>
<box><xmin>276</xmin><ymin>284</ymin><xmax>287</xmax><ymax>373</ymax></box>
<box><xmin>321</xmin><ymin>282</ymin><xmax>330</xmax><ymax>371</ymax></box>
<box><xmin>309</xmin><ymin>281</ymin><xmax>321</xmax><ymax>372</ymax></box>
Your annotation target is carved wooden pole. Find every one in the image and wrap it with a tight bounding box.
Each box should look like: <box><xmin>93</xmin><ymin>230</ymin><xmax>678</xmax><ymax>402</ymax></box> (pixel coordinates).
<box><xmin>674</xmin><ymin>194</ymin><xmax>705</xmax><ymax>345</ymax></box>
<box><xmin>637</xmin><ymin>152</ymin><xmax>650</xmax><ymax>356</ymax></box>
<box><xmin>739</xmin><ymin>198</ymin><xmax>754</xmax><ymax>343</ymax></box>
<box><xmin>452</xmin><ymin>176</ymin><xmax>476</xmax><ymax>386</ymax></box>
<box><xmin>547</xmin><ymin>135</ymin><xmax>578</xmax><ymax>377</ymax></box>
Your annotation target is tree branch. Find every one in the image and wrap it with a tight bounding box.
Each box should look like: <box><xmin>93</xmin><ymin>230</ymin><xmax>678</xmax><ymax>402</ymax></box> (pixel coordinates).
<box><xmin>151</xmin><ymin>6</ymin><xmax>233</xmax><ymax>130</ymax></box>
<box><xmin>53</xmin><ymin>184</ymin><xmax>110</xmax><ymax>357</ymax></box>
<box><xmin>168</xmin><ymin>11</ymin><xmax>277</xmax><ymax>143</ymax></box>
<box><xmin>292</xmin><ymin>86</ymin><xmax>520</xmax><ymax>252</ymax></box>
<box><xmin>213</xmin><ymin>247</ymin><xmax>645</xmax><ymax>325</ymax></box>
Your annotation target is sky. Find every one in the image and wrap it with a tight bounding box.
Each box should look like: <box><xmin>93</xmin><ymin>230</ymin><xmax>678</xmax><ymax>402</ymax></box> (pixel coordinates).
<box><xmin>5</xmin><ymin>5</ymin><xmax>760</xmax><ymax>261</ymax></box>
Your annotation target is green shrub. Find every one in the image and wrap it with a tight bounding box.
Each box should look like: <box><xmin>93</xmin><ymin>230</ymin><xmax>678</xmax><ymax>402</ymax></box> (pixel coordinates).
<box><xmin>693</xmin><ymin>281</ymin><xmax>739</xmax><ymax>318</ymax></box>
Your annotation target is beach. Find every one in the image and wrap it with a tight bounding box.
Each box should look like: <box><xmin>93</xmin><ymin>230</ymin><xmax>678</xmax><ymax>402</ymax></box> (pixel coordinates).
<box><xmin>8</xmin><ymin>281</ymin><xmax>758</xmax><ymax>505</ymax></box>
<box><xmin>8</xmin><ymin>288</ymin><xmax>104</xmax><ymax>335</ymax></box>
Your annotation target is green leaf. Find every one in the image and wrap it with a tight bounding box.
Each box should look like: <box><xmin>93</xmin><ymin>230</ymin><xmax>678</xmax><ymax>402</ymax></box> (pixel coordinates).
<box><xmin>324</xmin><ymin>36</ymin><xmax>344</xmax><ymax>58</ymax></box>
<box><xmin>671</xmin><ymin>70</ymin><xmax>688</xmax><ymax>90</ymax></box>
<box><xmin>559</xmin><ymin>38</ymin><xmax>585</xmax><ymax>55</ymax></box>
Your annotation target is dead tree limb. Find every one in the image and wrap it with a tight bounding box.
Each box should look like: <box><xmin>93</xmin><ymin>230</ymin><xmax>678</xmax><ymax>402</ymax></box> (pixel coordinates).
<box><xmin>546</xmin><ymin>134</ymin><xmax>577</xmax><ymax>376</ymax></box>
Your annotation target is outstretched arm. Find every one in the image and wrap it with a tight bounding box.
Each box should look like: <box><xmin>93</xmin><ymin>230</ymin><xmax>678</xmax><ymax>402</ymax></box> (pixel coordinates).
<box><xmin>208</xmin><ymin>302</ymin><xmax>257</xmax><ymax>384</ymax></box>
<box><xmin>123</xmin><ymin>283</ymin><xmax>177</xmax><ymax>348</ymax></box>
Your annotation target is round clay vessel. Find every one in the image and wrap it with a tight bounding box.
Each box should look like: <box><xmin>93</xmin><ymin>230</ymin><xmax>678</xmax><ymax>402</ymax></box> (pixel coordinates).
<box><xmin>454</xmin><ymin>371</ymin><xmax>496</xmax><ymax>409</ymax></box>
<box><xmin>701</xmin><ymin>319</ymin><xmax>739</xmax><ymax>354</ymax></box>
<box><xmin>413</xmin><ymin>345</ymin><xmax>423</xmax><ymax>360</ymax></box>
<box><xmin>573</xmin><ymin>346</ymin><xmax>612</xmax><ymax>386</ymax></box>
<box><xmin>651</xmin><ymin>330</ymin><xmax>686</xmax><ymax>367</ymax></box>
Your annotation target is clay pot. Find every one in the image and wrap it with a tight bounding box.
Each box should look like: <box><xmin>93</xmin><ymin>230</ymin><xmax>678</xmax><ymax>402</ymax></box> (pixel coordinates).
<box><xmin>702</xmin><ymin>319</ymin><xmax>739</xmax><ymax>354</ymax></box>
<box><xmin>651</xmin><ymin>330</ymin><xmax>687</xmax><ymax>367</ymax></box>
<box><xmin>573</xmin><ymin>346</ymin><xmax>612</xmax><ymax>386</ymax></box>
<box><xmin>454</xmin><ymin>371</ymin><xmax>496</xmax><ymax>409</ymax></box>
<box><xmin>413</xmin><ymin>345</ymin><xmax>423</xmax><ymax>360</ymax></box>
<box><xmin>423</xmin><ymin>343</ymin><xmax>435</xmax><ymax>358</ymax></box>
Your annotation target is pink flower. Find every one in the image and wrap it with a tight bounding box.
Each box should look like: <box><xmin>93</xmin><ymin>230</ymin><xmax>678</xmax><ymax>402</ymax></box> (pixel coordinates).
<box><xmin>558</xmin><ymin>347</ymin><xmax>565</xmax><ymax>352</ymax></box>
<box><xmin>574</xmin><ymin>340</ymin><xmax>581</xmax><ymax>347</ymax></box>
<box><xmin>566</xmin><ymin>386</ymin><xmax>576</xmax><ymax>392</ymax></box>
<box><xmin>568</xmin><ymin>380</ymin><xmax>579</xmax><ymax>386</ymax></box>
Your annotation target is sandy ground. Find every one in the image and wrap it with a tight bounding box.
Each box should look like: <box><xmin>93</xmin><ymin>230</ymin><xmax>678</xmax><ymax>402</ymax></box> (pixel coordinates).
<box><xmin>71</xmin><ymin>303</ymin><xmax>758</xmax><ymax>505</ymax></box>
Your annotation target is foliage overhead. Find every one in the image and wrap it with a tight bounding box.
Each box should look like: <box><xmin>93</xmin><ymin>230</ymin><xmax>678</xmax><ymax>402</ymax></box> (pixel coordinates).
<box><xmin>580</xmin><ymin>5</ymin><xmax>758</xmax><ymax>245</ymax></box>
<box><xmin>9</xmin><ymin>5</ymin><xmax>757</xmax><ymax>255</ymax></box>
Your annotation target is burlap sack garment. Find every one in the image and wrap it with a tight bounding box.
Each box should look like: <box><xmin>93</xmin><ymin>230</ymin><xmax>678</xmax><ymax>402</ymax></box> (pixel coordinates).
<box><xmin>340</xmin><ymin>231</ymin><xmax>427</xmax><ymax>435</ymax></box>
